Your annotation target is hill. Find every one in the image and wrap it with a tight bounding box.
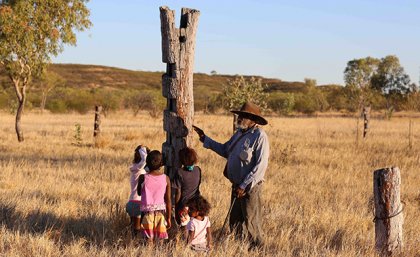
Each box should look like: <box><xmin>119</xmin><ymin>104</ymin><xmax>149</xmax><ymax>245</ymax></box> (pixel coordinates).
<box><xmin>1</xmin><ymin>63</ymin><xmax>347</xmax><ymax>114</ymax></box>
<box><xmin>46</xmin><ymin>64</ymin><xmax>313</xmax><ymax>93</ymax></box>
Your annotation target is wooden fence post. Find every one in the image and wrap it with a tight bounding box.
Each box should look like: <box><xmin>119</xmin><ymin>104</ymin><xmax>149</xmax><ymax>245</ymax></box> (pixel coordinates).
<box><xmin>93</xmin><ymin>105</ymin><xmax>102</xmax><ymax>138</ymax></box>
<box><xmin>363</xmin><ymin>106</ymin><xmax>370</xmax><ymax>138</ymax></box>
<box><xmin>373</xmin><ymin>167</ymin><xmax>403</xmax><ymax>255</ymax></box>
<box><xmin>160</xmin><ymin>6</ymin><xmax>200</xmax><ymax>179</ymax></box>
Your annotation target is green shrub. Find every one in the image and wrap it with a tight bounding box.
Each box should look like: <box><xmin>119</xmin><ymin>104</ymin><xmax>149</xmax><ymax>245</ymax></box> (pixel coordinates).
<box><xmin>92</xmin><ymin>89</ymin><xmax>123</xmax><ymax>116</ymax></box>
<box><xmin>294</xmin><ymin>93</ymin><xmax>318</xmax><ymax>114</ymax></box>
<box><xmin>195</xmin><ymin>92</ymin><xmax>223</xmax><ymax>113</ymax></box>
<box><xmin>269</xmin><ymin>93</ymin><xmax>295</xmax><ymax>115</ymax></box>
<box><xmin>205</xmin><ymin>94</ymin><xmax>223</xmax><ymax>113</ymax></box>
<box><xmin>73</xmin><ymin>123</ymin><xmax>83</xmax><ymax>146</ymax></box>
<box><xmin>128</xmin><ymin>90</ymin><xmax>166</xmax><ymax>117</ymax></box>
<box><xmin>67</xmin><ymin>91</ymin><xmax>94</xmax><ymax>114</ymax></box>
<box><xmin>325</xmin><ymin>88</ymin><xmax>348</xmax><ymax>111</ymax></box>
<box><xmin>46</xmin><ymin>87</ymin><xmax>72</xmax><ymax>113</ymax></box>
<box><xmin>27</xmin><ymin>93</ymin><xmax>42</xmax><ymax>109</ymax></box>
<box><xmin>221</xmin><ymin>76</ymin><xmax>268</xmax><ymax>111</ymax></box>
<box><xmin>46</xmin><ymin>99</ymin><xmax>68</xmax><ymax>113</ymax></box>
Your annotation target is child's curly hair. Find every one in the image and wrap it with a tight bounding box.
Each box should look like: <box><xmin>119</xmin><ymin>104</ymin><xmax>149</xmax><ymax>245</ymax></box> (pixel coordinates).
<box><xmin>187</xmin><ymin>195</ymin><xmax>211</xmax><ymax>216</ymax></box>
<box><xmin>179</xmin><ymin>147</ymin><xmax>198</xmax><ymax>166</ymax></box>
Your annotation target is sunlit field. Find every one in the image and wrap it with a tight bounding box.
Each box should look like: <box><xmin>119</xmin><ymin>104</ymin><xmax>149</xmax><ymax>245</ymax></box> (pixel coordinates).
<box><xmin>1</xmin><ymin>111</ymin><xmax>419</xmax><ymax>256</ymax></box>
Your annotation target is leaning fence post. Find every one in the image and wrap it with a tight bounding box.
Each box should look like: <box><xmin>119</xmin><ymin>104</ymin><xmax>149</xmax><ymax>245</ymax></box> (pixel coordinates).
<box><xmin>160</xmin><ymin>6</ymin><xmax>200</xmax><ymax>179</ymax></box>
<box><xmin>93</xmin><ymin>105</ymin><xmax>102</xmax><ymax>139</ymax></box>
<box><xmin>373</xmin><ymin>167</ymin><xmax>403</xmax><ymax>255</ymax></box>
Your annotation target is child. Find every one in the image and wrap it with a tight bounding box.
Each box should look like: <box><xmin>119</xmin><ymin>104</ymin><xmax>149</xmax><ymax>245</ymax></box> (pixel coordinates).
<box><xmin>137</xmin><ymin>150</ymin><xmax>172</xmax><ymax>242</ymax></box>
<box><xmin>125</xmin><ymin>145</ymin><xmax>148</xmax><ymax>236</ymax></box>
<box><xmin>173</xmin><ymin>147</ymin><xmax>202</xmax><ymax>226</ymax></box>
<box><xmin>186</xmin><ymin>196</ymin><xmax>212</xmax><ymax>252</ymax></box>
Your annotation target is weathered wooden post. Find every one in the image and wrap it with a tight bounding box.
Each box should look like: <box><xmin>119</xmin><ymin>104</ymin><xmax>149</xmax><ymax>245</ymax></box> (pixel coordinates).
<box><xmin>373</xmin><ymin>167</ymin><xmax>403</xmax><ymax>256</ymax></box>
<box><xmin>160</xmin><ymin>6</ymin><xmax>200</xmax><ymax>179</ymax></box>
<box><xmin>93</xmin><ymin>105</ymin><xmax>102</xmax><ymax>138</ymax></box>
<box><xmin>363</xmin><ymin>106</ymin><xmax>370</xmax><ymax>138</ymax></box>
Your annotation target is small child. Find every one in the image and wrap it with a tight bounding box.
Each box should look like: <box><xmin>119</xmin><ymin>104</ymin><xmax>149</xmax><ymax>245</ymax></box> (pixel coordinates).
<box><xmin>137</xmin><ymin>150</ymin><xmax>172</xmax><ymax>242</ymax></box>
<box><xmin>186</xmin><ymin>196</ymin><xmax>212</xmax><ymax>252</ymax></box>
<box><xmin>125</xmin><ymin>145</ymin><xmax>148</xmax><ymax>236</ymax></box>
<box><xmin>173</xmin><ymin>147</ymin><xmax>202</xmax><ymax>227</ymax></box>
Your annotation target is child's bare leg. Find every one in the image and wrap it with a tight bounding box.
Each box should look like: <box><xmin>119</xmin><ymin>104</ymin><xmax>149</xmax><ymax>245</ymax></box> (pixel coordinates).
<box><xmin>130</xmin><ymin>217</ymin><xmax>141</xmax><ymax>237</ymax></box>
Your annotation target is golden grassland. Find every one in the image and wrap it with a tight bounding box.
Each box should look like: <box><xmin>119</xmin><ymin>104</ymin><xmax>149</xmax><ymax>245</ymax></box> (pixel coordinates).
<box><xmin>0</xmin><ymin>111</ymin><xmax>419</xmax><ymax>256</ymax></box>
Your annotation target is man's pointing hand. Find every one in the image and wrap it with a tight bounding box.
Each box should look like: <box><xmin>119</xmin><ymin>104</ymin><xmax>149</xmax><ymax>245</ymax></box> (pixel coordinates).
<box><xmin>192</xmin><ymin>125</ymin><xmax>205</xmax><ymax>142</ymax></box>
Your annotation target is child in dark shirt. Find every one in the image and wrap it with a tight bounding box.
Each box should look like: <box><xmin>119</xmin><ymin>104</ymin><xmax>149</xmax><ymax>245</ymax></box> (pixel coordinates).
<box><xmin>173</xmin><ymin>147</ymin><xmax>202</xmax><ymax>227</ymax></box>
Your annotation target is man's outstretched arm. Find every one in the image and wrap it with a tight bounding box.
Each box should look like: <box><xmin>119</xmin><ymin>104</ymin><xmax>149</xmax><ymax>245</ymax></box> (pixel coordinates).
<box><xmin>193</xmin><ymin>125</ymin><xmax>234</xmax><ymax>158</ymax></box>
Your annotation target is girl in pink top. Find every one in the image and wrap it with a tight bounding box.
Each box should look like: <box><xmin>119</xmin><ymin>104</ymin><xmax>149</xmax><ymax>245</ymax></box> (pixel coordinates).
<box><xmin>137</xmin><ymin>150</ymin><xmax>172</xmax><ymax>242</ymax></box>
<box><xmin>125</xmin><ymin>145</ymin><xmax>148</xmax><ymax>237</ymax></box>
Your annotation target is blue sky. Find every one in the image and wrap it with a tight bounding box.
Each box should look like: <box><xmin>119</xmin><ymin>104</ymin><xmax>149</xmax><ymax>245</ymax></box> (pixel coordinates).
<box><xmin>52</xmin><ymin>0</ymin><xmax>420</xmax><ymax>85</ymax></box>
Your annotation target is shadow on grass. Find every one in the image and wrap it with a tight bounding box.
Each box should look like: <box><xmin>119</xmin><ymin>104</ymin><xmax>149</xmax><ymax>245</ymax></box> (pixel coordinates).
<box><xmin>0</xmin><ymin>201</ymin><xmax>132</xmax><ymax>247</ymax></box>
<box><xmin>0</xmin><ymin>150</ymin><xmax>128</xmax><ymax>168</ymax></box>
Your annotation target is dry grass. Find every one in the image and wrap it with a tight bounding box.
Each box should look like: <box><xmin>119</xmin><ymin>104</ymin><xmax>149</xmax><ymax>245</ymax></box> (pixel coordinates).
<box><xmin>1</xmin><ymin>111</ymin><xmax>420</xmax><ymax>256</ymax></box>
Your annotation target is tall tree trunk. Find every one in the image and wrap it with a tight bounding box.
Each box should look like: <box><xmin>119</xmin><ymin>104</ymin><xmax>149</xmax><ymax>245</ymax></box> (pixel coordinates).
<box><xmin>160</xmin><ymin>6</ymin><xmax>200</xmax><ymax>179</ymax></box>
<box><xmin>15</xmin><ymin>97</ymin><xmax>25</xmax><ymax>142</ymax></box>
<box><xmin>11</xmin><ymin>78</ymin><xmax>27</xmax><ymax>142</ymax></box>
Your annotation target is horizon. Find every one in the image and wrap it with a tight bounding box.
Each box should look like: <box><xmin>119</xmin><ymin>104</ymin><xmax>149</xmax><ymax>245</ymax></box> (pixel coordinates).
<box><xmin>52</xmin><ymin>1</ymin><xmax>420</xmax><ymax>86</ymax></box>
<box><xmin>52</xmin><ymin>62</ymin><xmax>334</xmax><ymax>85</ymax></box>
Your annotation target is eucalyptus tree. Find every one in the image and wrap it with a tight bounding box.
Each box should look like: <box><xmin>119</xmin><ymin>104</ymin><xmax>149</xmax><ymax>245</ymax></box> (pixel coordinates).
<box><xmin>344</xmin><ymin>57</ymin><xmax>381</xmax><ymax>137</ymax></box>
<box><xmin>344</xmin><ymin>57</ymin><xmax>380</xmax><ymax>109</ymax></box>
<box><xmin>371</xmin><ymin>55</ymin><xmax>412</xmax><ymax>95</ymax></box>
<box><xmin>0</xmin><ymin>0</ymin><xmax>91</xmax><ymax>141</ymax></box>
<box><xmin>372</xmin><ymin>55</ymin><xmax>412</xmax><ymax>118</ymax></box>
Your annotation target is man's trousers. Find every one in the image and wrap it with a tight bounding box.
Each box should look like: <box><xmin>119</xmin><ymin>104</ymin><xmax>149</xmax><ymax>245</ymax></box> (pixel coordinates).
<box><xmin>229</xmin><ymin>182</ymin><xmax>265</xmax><ymax>247</ymax></box>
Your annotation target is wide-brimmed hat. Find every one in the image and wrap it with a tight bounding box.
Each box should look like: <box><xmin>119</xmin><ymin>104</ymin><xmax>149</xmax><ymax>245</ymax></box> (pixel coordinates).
<box><xmin>231</xmin><ymin>102</ymin><xmax>268</xmax><ymax>125</ymax></box>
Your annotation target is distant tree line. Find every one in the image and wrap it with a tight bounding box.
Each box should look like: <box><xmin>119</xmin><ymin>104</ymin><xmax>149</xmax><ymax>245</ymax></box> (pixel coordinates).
<box><xmin>1</xmin><ymin>55</ymin><xmax>419</xmax><ymax>117</ymax></box>
<box><xmin>213</xmin><ymin>55</ymin><xmax>420</xmax><ymax>116</ymax></box>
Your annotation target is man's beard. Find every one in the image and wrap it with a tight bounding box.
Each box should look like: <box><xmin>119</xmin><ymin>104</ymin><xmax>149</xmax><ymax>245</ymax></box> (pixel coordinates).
<box><xmin>236</xmin><ymin>122</ymin><xmax>249</xmax><ymax>130</ymax></box>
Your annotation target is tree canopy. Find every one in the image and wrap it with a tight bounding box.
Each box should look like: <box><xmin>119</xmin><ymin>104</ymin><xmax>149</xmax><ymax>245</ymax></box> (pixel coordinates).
<box><xmin>343</xmin><ymin>55</ymin><xmax>413</xmax><ymax>112</ymax></box>
<box><xmin>0</xmin><ymin>0</ymin><xmax>91</xmax><ymax>141</ymax></box>
<box><xmin>371</xmin><ymin>55</ymin><xmax>412</xmax><ymax>95</ymax></box>
<box><xmin>344</xmin><ymin>57</ymin><xmax>380</xmax><ymax>90</ymax></box>
<box><xmin>0</xmin><ymin>0</ymin><xmax>91</xmax><ymax>78</ymax></box>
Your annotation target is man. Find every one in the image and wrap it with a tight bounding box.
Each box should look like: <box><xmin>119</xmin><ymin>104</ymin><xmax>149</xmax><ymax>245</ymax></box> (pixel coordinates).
<box><xmin>193</xmin><ymin>101</ymin><xmax>269</xmax><ymax>248</ymax></box>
